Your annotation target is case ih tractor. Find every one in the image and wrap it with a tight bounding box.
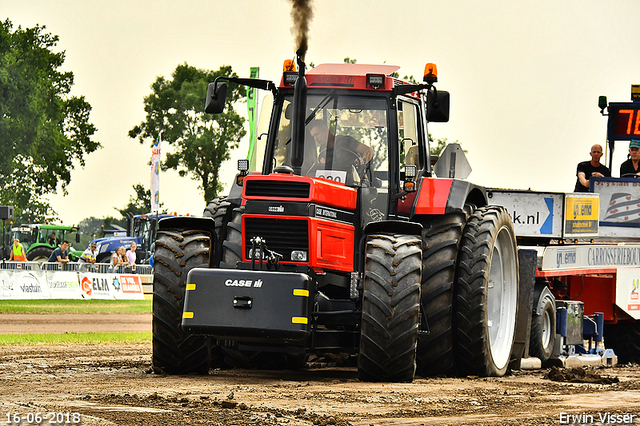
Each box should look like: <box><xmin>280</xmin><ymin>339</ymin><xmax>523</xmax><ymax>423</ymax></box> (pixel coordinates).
<box><xmin>152</xmin><ymin>55</ymin><xmax>524</xmax><ymax>382</ymax></box>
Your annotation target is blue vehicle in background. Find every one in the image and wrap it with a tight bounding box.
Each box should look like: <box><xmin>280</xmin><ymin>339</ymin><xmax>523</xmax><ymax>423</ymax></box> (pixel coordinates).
<box><xmin>91</xmin><ymin>213</ymin><xmax>178</xmax><ymax>264</ymax></box>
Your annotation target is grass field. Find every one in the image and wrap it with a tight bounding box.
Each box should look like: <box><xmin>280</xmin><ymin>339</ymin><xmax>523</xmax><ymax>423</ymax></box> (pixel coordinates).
<box><xmin>0</xmin><ymin>300</ymin><xmax>153</xmax><ymax>345</ymax></box>
<box><xmin>0</xmin><ymin>331</ymin><xmax>152</xmax><ymax>345</ymax></box>
<box><xmin>0</xmin><ymin>299</ymin><xmax>152</xmax><ymax>314</ymax></box>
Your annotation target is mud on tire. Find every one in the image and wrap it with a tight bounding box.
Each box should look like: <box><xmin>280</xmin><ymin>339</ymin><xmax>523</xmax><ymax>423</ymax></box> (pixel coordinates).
<box><xmin>456</xmin><ymin>206</ymin><xmax>518</xmax><ymax>377</ymax></box>
<box><xmin>152</xmin><ymin>229</ymin><xmax>213</xmax><ymax>374</ymax></box>
<box><xmin>358</xmin><ymin>234</ymin><xmax>422</xmax><ymax>382</ymax></box>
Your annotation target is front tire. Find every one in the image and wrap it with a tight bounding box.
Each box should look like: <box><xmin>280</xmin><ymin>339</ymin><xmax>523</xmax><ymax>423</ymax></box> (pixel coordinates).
<box><xmin>152</xmin><ymin>229</ymin><xmax>213</xmax><ymax>374</ymax></box>
<box><xmin>358</xmin><ymin>234</ymin><xmax>422</xmax><ymax>382</ymax></box>
<box><xmin>456</xmin><ymin>206</ymin><xmax>519</xmax><ymax>377</ymax></box>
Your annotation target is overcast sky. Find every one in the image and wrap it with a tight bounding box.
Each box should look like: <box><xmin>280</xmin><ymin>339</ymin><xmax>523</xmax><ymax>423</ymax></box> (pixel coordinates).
<box><xmin>4</xmin><ymin>0</ymin><xmax>640</xmax><ymax>224</ymax></box>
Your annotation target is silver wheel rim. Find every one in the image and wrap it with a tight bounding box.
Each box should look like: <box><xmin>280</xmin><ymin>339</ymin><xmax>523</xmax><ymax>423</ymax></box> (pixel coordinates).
<box><xmin>487</xmin><ymin>225</ymin><xmax>518</xmax><ymax>370</ymax></box>
<box><xmin>541</xmin><ymin>305</ymin><xmax>552</xmax><ymax>350</ymax></box>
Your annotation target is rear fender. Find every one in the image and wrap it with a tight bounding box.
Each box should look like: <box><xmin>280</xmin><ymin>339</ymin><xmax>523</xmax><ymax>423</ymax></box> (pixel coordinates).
<box><xmin>412</xmin><ymin>178</ymin><xmax>487</xmax><ymax>216</ymax></box>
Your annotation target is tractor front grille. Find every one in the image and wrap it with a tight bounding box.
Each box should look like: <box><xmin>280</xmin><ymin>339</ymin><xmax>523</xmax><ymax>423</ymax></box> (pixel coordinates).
<box><xmin>245</xmin><ymin>180</ymin><xmax>310</xmax><ymax>198</ymax></box>
<box><xmin>244</xmin><ymin>217</ymin><xmax>309</xmax><ymax>262</ymax></box>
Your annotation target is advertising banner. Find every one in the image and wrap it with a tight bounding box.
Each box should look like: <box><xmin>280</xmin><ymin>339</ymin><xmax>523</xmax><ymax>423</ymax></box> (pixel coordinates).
<box><xmin>12</xmin><ymin>270</ymin><xmax>49</xmax><ymax>299</ymax></box>
<box><xmin>78</xmin><ymin>273</ymin><xmax>115</xmax><ymax>299</ymax></box>
<box><xmin>47</xmin><ymin>271</ymin><xmax>83</xmax><ymax>299</ymax></box>
<box><xmin>488</xmin><ymin>190</ymin><xmax>563</xmax><ymax>238</ymax></box>
<box><xmin>113</xmin><ymin>275</ymin><xmax>145</xmax><ymax>300</ymax></box>
<box><xmin>564</xmin><ymin>193</ymin><xmax>599</xmax><ymax>237</ymax></box>
<box><xmin>616</xmin><ymin>268</ymin><xmax>640</xmax><ymax>320</ymax></box>
<box><xmin>0</xmin><ymin>271</ymin><xmax>14</xmax><ymax>299</ymax></box>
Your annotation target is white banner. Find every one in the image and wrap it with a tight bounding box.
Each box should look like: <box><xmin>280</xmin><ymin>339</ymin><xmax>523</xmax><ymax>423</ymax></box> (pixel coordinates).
<box><xmin>47</xmin><ymin>271</ymin><xmax>83</xmax><ymax>299</ymax></box>
<box><xmin>79</xmin><ymin>273</ymin><xmax>115</xmax><ymax>299</ymax></box>
<box><xmin>150</xmin><ymin>133</ymin><xmax>161</xmax><ymax>212</ymax></box>
<box><xmin>12</xmin><ymin>270</ymin><xmax>49</xmax><ymax>299</ymax></box>
<box><xmin>616</xmin><ymin>268</ymin><xmax>640</xmax><ymax>320</ymax></box>
<box><xmin>0</xmin><ymin>271</ymin><xmax>14</xmax><ymax>299</ymax></box>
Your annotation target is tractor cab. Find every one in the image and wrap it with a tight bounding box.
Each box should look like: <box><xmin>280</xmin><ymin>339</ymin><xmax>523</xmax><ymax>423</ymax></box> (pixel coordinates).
<box><xmin>212</xmin><ymin>59</ymin><xmax>450</xmax><ymax>234</ymax></box>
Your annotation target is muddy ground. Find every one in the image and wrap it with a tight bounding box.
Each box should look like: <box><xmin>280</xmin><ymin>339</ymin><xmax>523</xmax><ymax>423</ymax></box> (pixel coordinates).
<box><xmin>0</xmin><ymin>314</ymin><xmax>639</xmax><ymax>425</ymax></box>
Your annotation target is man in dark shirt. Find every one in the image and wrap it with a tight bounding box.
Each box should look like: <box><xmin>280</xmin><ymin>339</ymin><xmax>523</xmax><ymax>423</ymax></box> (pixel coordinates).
<box><xmin>620</xmin><ymin>140</ymin><xmax>640</xmax><ymax>177</ymax></box>
<box><xmin>574</xmin><ymin>144</ymin><xmax>610</xmax><ymax>192</ymax></box>
<box><xmin>48</xmin><ymin>240</ymin><xmax>70</xmax><ymax>263</ymax></box>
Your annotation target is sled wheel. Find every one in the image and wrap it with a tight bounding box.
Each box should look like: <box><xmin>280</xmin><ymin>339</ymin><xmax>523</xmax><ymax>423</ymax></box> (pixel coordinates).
<box><xmin>529</xmin><ymin>284</ymin><xmax>556</xmax><ymax>363</ymax></box>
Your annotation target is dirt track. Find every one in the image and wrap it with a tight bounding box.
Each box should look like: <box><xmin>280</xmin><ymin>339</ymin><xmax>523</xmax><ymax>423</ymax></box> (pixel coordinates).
<box><xmin>1</xmin><ymin>314</ymin><xmax>639</xmax><ymax>425</ymax></box>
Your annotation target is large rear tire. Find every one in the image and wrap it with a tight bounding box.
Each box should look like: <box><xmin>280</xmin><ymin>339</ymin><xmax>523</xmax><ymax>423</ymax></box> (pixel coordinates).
<box><xmin>416</xmin><ymin>214</ymin><xmax>465</xmax><ymax>377</ymax></box>
<box><xmin>27</xmin><ymin>246</ymin><xmax>53</xmax><ymax>262</ymax></box>
<box><xmin>152</xmin><ymin>229</ymin><xmax>213</xmax><ymax>374</ymax></box>
<box><xmin>358</xmin><ymin>234</ymin><xmax>422</xmax><ymax>382</ymax></box>
<box><xmin>604</xmin><ymin>321</ymin><xmax>640</xmax><ymax>364</ymax></box>
<box><xmin>456</xmin><ymin>206</ymin><xmax>519</xmax><ymax>377</ymax></box>
<box><xmin>529</xmin><ymin>284</ymin><xmax>556</xmax><ymax>363</ymax></box>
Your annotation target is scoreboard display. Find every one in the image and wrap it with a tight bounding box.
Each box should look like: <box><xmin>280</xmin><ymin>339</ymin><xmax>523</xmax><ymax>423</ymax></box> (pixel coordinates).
<box><xmin>608</xmin><ymin>102</ymin><xmax>640</xmax><ymax>141</ymax></box>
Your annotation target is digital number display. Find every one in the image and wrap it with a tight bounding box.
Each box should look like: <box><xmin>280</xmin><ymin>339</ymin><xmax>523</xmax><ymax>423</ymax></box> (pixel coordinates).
<box><xmin>608</xmin><ymin>103</ymin><xmax>640</xmax><ymax>141</ymax></box>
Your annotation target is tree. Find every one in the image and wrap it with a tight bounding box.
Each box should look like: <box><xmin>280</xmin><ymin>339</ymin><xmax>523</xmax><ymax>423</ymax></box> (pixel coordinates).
<box><xmin>129</xmin><ymin>63</ymin><xmax>247</xmax><ymax>203</ymax></box>
<box><xmin>0</xmin><ymin>19</ymin><xmax>100</xmax><ymax>222</ymax></box>
<box><xmin>115</xmin><ymin>183</ymin><xmax>163</xmax><ymax>218</ymax></box>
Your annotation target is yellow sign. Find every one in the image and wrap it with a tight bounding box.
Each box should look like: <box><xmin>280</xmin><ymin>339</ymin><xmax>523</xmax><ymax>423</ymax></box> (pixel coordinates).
<box><xmin>564</xmin><ymin>194</ymin><xmax>599</xmax><ymax>236</ymax></box>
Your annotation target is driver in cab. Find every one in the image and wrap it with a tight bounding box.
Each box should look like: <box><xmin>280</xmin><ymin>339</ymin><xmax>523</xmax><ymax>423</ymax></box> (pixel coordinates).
<box><xmin>309</xmin><ymin>120</ymin><xmax>374</xmax><ymax>170</ymax></box>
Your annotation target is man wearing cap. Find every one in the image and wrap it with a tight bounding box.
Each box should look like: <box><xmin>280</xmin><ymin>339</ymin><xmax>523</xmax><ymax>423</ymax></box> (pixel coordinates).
<box><xmin>620</xmin><ymin>140</ymin><xmax>640</xmax><ymax>177</ymax></box>
<box><xmin>574</xmin><ymin>144</ymin><xmax>610</xmax><ymax>192</ymax></box>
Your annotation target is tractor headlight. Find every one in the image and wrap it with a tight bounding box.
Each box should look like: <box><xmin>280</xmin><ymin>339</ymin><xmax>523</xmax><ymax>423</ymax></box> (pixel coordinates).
<box><xmin>291</xmin><ymin>250</ymin><xmax>308</xmax><ymax>262</ymax></box>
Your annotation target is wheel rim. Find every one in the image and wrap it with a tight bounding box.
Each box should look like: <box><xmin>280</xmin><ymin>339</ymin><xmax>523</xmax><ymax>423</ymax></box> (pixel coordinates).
<box><xmin>541</xmin><ymin>306</ymin><xmax>552</xmax><ymax>350</ymax></box>
<box><xmin>487</xmin><ymin>225</ymin><xmax>518</xmax><ymax>370</ymax></box>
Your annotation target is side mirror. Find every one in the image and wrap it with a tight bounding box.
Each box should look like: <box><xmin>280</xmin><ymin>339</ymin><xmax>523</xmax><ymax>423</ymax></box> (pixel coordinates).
<box><xmin>76</xmin><ymin>233</ymin><xmax>81</xmax><ymax>244</ymax></box>
<box><xmin>205</xmin><ymin>82</ymin><xmax>228</xmax><ymax>114</ymax></box>
<box><xmin>426</xmin><ymin>90</ymin><xmax>450</xmax><ymax>123</ymax></box>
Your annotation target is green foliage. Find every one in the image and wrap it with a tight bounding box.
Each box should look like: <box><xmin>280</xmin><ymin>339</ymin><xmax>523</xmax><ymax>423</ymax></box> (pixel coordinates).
<box><xmin>0</xmin><ymin>19</ymin><xmax>100</xmax><ymax>222</ymax></box>
<box><xmin>429</xmin><ymin>136</ymin><xmax>449</xmax><ymax>157</ymax></box>
<box><xmin>129</xmin><ymin>63</ymin><xmax>247</xmax><ymax>202</ymax></box>
<box><xmin>115</xmin><ymin>183</ymin><xmax>163</xmax><ymax>219</ymax></box>
<box><xmin>343</xmin><ymin>57</ymin><xmax>357</xmax><ymax>64</ymax></box>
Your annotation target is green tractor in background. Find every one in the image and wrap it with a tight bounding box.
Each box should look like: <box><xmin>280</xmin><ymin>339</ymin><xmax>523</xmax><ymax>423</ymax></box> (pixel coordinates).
<box><xmin>10</xmin><ymin>223</ymin><xmax>82</xmax><ymax>261</ymax></box>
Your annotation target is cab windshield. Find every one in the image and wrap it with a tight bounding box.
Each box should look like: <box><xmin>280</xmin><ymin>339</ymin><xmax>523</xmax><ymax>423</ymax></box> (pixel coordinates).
<box><xmin>273</xmin><ymin>94</ymin><xmax>389</xmax><ymax>187</ymax></box>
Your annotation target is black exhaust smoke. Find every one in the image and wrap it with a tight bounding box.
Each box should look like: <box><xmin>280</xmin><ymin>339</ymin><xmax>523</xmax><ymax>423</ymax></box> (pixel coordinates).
<box><xmin>289</xmin><ymin>0</ymin><xmax>313</xmax><ymax>62</ymax></box>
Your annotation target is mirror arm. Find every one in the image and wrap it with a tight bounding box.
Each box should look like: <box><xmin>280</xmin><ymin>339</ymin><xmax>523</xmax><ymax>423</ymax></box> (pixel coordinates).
<box><xmin>213</xmin><ymin>76</ymin><xmax>278</xmax><ymax>97</ymax></box>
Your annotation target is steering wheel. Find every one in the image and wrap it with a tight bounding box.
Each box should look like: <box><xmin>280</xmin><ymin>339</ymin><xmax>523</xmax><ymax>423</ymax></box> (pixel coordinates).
<box><xmin>621</xmin><ymin>173</ymin><xmax>640</xmax><ymax>178</ymax></box>
<box><xmin>317</xmin><ymin>146</ymin><xmax>366</xmax><ymax>181</ymax></box>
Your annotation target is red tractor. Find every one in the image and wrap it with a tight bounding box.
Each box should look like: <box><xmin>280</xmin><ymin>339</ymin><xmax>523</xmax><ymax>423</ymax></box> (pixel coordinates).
<box><xmin>151</xmin><ymin>55</ymin><xmax>526</xmax><ymax>382</ymax></box>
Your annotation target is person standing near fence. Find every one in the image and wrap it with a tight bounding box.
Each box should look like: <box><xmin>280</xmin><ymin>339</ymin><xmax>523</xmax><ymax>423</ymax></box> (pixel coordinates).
<box><xmin>79</xmin><ymin>242</ymin><xmax>98</xmax><ymax>264</ymax></box>
<box><xmin>48</xmin><ymin>241</ymin><xmax>70</xmax><ymax>263</ymax></box>
<box><xmin>126</xmin><ymin>242</ymin><xmax>137</xmax><ymax>265</ymax></box>
<box><xmin>9</xmin><ymin>239</ymin><xmax>26</xmax><ymax>261</ymax></box>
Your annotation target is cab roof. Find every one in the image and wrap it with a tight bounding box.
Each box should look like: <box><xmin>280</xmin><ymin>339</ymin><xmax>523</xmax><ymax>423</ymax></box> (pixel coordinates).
<box><xmin>280</xmin><ymin>63</ymin><xmax>402</xmax><ymax>91</ymax></box>
<box><xmin>306</xmin><ymin>63</ymin><xmax>400</xmax><ymax>76</ymax></box>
